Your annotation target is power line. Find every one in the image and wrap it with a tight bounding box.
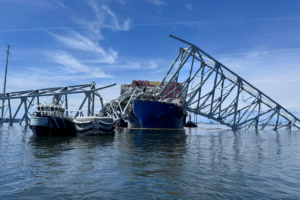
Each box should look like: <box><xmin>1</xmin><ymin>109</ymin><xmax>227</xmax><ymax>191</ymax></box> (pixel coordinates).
<box><xmin>0</xmin><ymin>17</ymin><xmax>299</xmax><ymax>32</ymax></box>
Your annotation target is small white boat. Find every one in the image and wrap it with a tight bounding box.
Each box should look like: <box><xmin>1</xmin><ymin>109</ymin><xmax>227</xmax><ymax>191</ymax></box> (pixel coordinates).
<box><xmin>73</xmin><ymin>116</ymin><xmax>116</xmax><ymax>135</ymax></box>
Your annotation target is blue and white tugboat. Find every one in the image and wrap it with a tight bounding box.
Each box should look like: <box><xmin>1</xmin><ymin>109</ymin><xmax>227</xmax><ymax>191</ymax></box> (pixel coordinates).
<box><xmin>29</xmin><ymin>97</ymin><xmax>76</xmax><ymax>137</ymax></box>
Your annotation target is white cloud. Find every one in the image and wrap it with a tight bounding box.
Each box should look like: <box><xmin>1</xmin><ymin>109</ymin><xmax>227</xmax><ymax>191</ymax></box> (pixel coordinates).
<box><xmin>46</xmin><ymin>0</ymin><xmax>132</xmax><ymax>66</ymax></box>
<box><xmin>48</xmin><ymin>51</ymin><xmax>112</xmax><ymax>78</ymax></box>
<box><xmin>51</xmin><ymin>0</ymin><xmax>69</xmax><ymax>10</ymax></box>
<box><xmin>48</xmin><ymin>31</ymin><xmax>118</xmax><ymax>64</ymax></box>
<box><xmin>215</xmin><ymin>49</ymin><xmax>300</xmax><ymax>108</ymax></box>
<box><xmin>113</xmin><ymin>61</ymin><xmax>158</xmax><ymax>69</ymax></box>
<box><xmin>116</xmin><ymin>0</ymin><xmax>127</xmax><ymax>5</ymax></box>
<box><xmin>143</xmin><ymin>0</ymin><xmax>166</xmax><ymax>6</ymax></box>
<box><xmin>82</xmin><ymin>0</ymin><xmax>131</xmax><ymax>35</ymax></box>
<box><xmin>1</xmin><ymin>48</ymin><xmax>112</xmax><ymax>93</ymax></box>
<box><xmin>5</xmin><ymin>64</ymin><xmax>112</xmax><ymax>93</ymax></box>
<box><xmin>2</xmin><ymin>0</ymin><xmax>54</xmax><ymax>7</ymax></box>
<box><xmin>185</xmin><ymin>3</ymin><xmax>192</xmax><ymax>11</ymax></box>
<box><xmin>51</xmin><ymin>52</ymin><xmax>90</xmax><ymax>73</ymax></box>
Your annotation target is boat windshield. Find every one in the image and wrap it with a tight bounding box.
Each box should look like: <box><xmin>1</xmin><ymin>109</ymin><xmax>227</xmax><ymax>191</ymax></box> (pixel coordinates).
<box><xmin>36</xmin><ymin>104</ymin><xmax>64</xmax><ymax>113</ymax></box>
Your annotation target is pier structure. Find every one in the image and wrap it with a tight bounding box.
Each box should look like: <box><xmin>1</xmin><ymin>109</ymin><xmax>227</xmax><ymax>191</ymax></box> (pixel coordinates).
<box><xmin>0</xmin><ymin>82</ymin><xmax>115</xmax><ymax>126</ymax></box>
<box><xmin>104</xmin><ymin>35</ymin><xmax>300</xmax><ymax>131</ymax></box>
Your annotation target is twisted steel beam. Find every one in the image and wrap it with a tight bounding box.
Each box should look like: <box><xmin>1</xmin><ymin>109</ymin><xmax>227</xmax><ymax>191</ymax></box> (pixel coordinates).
<box><xmin>153</xmin><ymin>35</ymin><xmax>300</xmax><ymax>131</ymax></box>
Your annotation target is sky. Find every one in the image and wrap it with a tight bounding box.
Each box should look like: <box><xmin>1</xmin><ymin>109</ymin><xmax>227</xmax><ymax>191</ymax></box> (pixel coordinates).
<box><xmin>0</xmin><ymin>0</ymin><xmax>299</xmax><ymax>118</ymax></box>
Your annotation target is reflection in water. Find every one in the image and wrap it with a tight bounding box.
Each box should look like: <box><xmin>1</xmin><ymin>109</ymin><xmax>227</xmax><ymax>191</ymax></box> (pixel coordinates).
<box><xmin>114</xmin><ymin>128</ymin><xmax>187</xmax><ymax>186</ymax></box>
<box><xmin>0</xmin><ymin>124</ymin><xmax>299</xmax><ymax>199</ymax></box>
<box><xmin>29</xmin><ymin>137</ymin><xmax>75</xmax><ymax>159</ymax></box>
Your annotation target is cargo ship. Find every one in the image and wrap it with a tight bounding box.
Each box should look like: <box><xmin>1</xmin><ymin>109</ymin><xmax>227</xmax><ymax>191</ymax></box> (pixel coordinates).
<box><xmin>127</xmin><ymin>99</ymin><xmax>185</xmax><ymax>128</ymax></box>
<box><xmin>112</xmin><ymin>80</ymin><xmax>187</xmax><ymax>129</ymax></box>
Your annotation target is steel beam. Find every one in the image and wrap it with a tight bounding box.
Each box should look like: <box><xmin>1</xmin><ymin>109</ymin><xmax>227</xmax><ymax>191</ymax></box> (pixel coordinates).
<box><xmin>0</xmin><ymin>82</ymin><xmax>116</xmax><ymax>125</ymax></box>
<box><xmin>103</xmin><ymin>36</ymin><xmax>300</xmax><ymax>131</ymax></box>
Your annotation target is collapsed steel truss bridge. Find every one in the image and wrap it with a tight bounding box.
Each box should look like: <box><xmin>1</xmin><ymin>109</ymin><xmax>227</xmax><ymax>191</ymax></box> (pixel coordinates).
<box><xmin>0</xmin><ymin>82</ymin><xmax>115</xmax><ymax>126</ymax></box>
<box><xmin>104</xmin><ymin>35</ymin><xmax>300</xmax><ymax>131</ymax></box>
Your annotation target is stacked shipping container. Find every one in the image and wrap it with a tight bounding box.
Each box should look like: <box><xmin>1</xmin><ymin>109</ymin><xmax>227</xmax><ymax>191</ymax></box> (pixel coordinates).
<box><xmin>120</xmin><ymin>80</ymin><xmax>181</xmax><ymax>99</ymax></box>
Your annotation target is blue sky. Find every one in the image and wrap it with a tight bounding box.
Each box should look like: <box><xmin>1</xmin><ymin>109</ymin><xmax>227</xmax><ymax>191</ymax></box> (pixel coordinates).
<box><xmin>0</xmin><ymin>0</ymin><xmax>299</xmax><ymax>117</ymax></box>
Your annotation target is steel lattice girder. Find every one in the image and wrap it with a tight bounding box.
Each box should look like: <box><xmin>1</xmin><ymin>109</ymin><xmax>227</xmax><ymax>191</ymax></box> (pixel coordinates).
<box><xmin>102</xmin><ymin>87</ymin><xmax>149</xmax><ymax>118</ymax></box>
<box><xmin>152</xmin><ymin>35</ymin><xmax>299</xmax><ymax>131</ymax></box>
<box><xmin>0</xmin><ymin>82</ymin><xmax>116</xmax><ymax>126</ymax></box>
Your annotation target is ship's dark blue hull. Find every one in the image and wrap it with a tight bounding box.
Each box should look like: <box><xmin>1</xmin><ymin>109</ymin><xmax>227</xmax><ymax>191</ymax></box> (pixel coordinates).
<box><xmin>128</xmin><ymin>100</ymin><xmax>184</xmax><ymax>129</ymax></box>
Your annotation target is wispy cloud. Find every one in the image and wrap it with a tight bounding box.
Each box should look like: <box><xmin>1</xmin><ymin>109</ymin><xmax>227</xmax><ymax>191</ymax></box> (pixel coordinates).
<box><xmin>143</xmin><ymin>0</ymin><xmax>166</xmax><ymax>6</ymax></box>
<box><xmin>51</xmin><ymin>0</ymin><xmax>69</xmax><ymax>10</ymax></box>
<box><xmin>214</xmin><ymin>48</ymin><xmax>300</xmax><ymax>57</ymax></box>
<box><xmin>2</xmin><ymin>0</ymin><xmax>54</xmax><ymax>7</ymax></box>
<box><xmin>44</xmin><ymin>0</ymin><xmax>130</xmax><ymax>66</ymax></box>
<box><xmin>108</xmin><ymin>61</ymin><xmax>158</xmax><ymax>69</ymax></box>
<box><xmin>185</xmin><ymin>3</ymin><xmax>192</xmax><ymax>11</ymax></box>
<box><xmin>116</xmin><ymin>0</ymin><xmax>129</xmax><ymax>5</ymax></box>
<box><xmin>80</xmin><ymin>0</ymin><xmax>131</xmax><ymax>39</ymax></box>
<box><xmin>48</xmin><ymin>31</ymin><xmax>118</xmax><ymax>64</ymax></box>
<box><xmin>5</xmin><ymin>53</ymin><xmax>112</xmax><ymax>91</ymax></box>
<box><xmin>50</xmin><ymin>51</ymin><xmax>90</xmax><ymax>73</ymax></box>
<box><xmin>215</xmin><ymin>50</ymin><xmax>300</xmax><ymax>108</ymax></box>
<box><xmin>49</xmin><ymin>51</ymin><xmax>112</xmax><ymax>78</ymax></box>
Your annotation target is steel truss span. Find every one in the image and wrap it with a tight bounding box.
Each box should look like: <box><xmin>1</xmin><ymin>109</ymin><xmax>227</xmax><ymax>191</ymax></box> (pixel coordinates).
<box><xmin>151</xmin><ymin>35</ymin><xmax>299</xmax><ymax>131</ymax></box>
<box><xmin>102</xmin><ymin>86</ymin><xmax>153</xmax><ymax>120</ymax></box>
<box><xmin>0</xmin><ymin>82</ymin><xmax>116</xmax><ymax>126</ymax></box>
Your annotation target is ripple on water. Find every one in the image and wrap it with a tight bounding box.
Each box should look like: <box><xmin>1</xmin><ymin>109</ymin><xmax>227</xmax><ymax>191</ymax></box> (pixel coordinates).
<box><xmin>0</xmin><ymin>124</ymin><xmax>299</xmax><ymax>199</ymax></box>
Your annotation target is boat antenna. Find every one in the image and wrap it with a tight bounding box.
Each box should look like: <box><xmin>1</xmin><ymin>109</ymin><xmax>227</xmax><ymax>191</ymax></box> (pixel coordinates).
<box><xmin>52</xmin><ymin>90</ymin><xmax>56</xmax><ymax>104</ymax></box>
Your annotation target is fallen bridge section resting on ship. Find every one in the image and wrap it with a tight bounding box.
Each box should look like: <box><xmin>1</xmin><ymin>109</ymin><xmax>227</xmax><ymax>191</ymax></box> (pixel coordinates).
<box><xmin>103</xmin><ymin>35</ymin><xmax>300</xmax><ymax>131</ymax></box>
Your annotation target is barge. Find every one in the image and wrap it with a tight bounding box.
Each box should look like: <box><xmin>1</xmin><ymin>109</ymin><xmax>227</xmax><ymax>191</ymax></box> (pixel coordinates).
<box><xmin>74</xmin><ymin>116</ymin><xmax>116</xmax><ymax>135</ymax></box>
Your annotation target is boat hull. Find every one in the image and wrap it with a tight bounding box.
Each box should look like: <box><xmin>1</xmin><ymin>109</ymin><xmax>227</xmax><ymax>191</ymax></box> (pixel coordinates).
<box><xmin>128</xmin><ymin>100</ymin><xmax>184</xmax><ymax>129</ymax></box>
<box><xmin>75</xmin><ymin>124</ymin><xmax>115</xmax><ymax>135</ymax></box>
<box><xmin>31</xmin><ymin>126</ymin><xmax>77</xmax><ymax>137</ymax></box>
<box><xmin>74</xmin><ymin>116</ymin><xmax>116</xmax><ymax>135</ymax></box>
<box><xmin>30</xmin><ymin>117</ymin><xmax>76</xmax><ymax>137</ymax></box>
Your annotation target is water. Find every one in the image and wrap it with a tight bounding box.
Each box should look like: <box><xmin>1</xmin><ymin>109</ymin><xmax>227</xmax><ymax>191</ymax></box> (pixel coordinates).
<box><xmin>0</xmin><ymin>124</ymin><xmax>299</xmax><ymax>199</ymax></box>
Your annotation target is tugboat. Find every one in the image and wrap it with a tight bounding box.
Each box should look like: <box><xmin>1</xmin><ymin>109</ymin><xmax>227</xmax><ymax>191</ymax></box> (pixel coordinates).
<box><xmin>29</xmin><ymin>96</ymin><xmax>76</xmax><ymax>137</ymax></box>
<box><xmin>184</xmin><ymin>113</ymin><xmax>197</xmax><ymax>128</ymax></box>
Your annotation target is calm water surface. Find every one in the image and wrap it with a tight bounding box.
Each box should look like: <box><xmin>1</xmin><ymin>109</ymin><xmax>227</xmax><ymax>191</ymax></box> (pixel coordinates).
<box><xmin>0</xmin><ymin>124</ymin><xmax>299</xmax><ymax>199</ymax></box>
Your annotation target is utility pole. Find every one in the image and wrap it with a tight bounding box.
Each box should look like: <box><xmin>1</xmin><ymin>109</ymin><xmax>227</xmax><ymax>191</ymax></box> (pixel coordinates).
<box><xmin>1</xmin><ymin>45</ymin><xmax>11</xmax><ymax>123</ymax></box>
